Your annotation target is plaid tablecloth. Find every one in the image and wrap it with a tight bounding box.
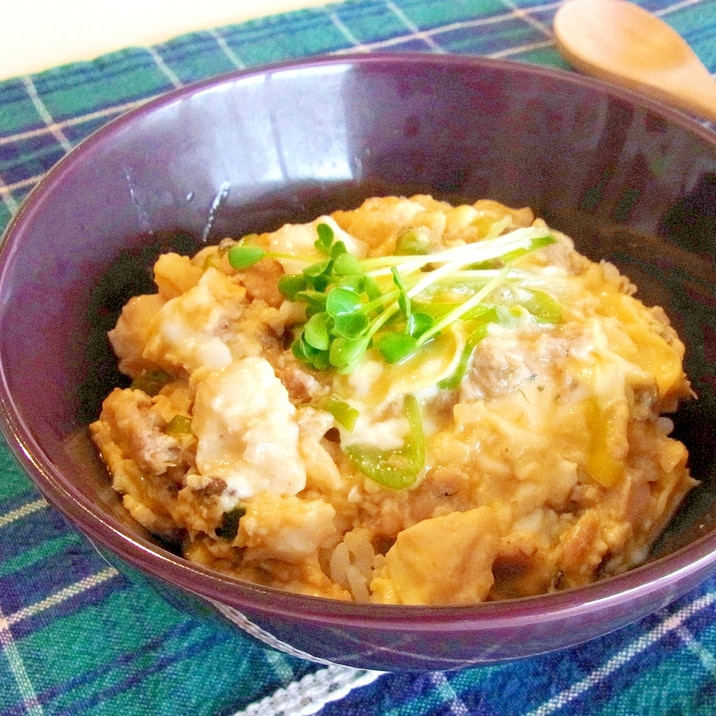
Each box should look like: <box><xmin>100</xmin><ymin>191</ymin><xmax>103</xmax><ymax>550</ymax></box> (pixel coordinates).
<box><xmin>1</xmin><ymin>1</ymin><xmax>716</xmax><ymax>714</ymax></box>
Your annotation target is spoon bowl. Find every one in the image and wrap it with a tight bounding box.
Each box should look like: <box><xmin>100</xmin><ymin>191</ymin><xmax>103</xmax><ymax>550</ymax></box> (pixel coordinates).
<box><xmin>554</xmin><ymin>0</ymin><xmax>716</xmax><ymax>122</ymax></box>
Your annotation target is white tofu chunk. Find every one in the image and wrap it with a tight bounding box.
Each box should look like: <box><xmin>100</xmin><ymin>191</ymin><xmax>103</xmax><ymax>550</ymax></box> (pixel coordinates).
<box><xmin>192</xmin><ymin>357</ymin><xmax>306</xmax><ymax>499</ymax></box>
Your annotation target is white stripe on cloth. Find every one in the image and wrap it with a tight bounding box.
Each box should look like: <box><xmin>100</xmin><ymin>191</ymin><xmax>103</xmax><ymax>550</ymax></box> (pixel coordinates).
<box><xmin>654</xmin><ymin>0</ymin><xmax>705</xmax><ymax>18</ymax></box>
<box><xmin>428</xmin><ymin>671</ymin><xmax>472</xmax><ymax>716</ymax></box>
<box><xmin>3</xmin><ymin>567</ymin><xmax>119</xmax><ymax>628</ymax></box>
<box><xmin>21</xmin><ymin>76</ymin><xmax>73</xmax><ymax>154</ymax></box>
<box><xmin>524</xmin><ymin>588</ymin><xmax>716</xmax><ymax>716</ymax></box>
<box><xmin>0</xmin><ymin>602</ymin><xmax>44</xmax><ymax>716</ymax></box>
<box><xmin>145</xmin><ymin>47</ymin><xmax>184</xmax><ymax>89</ymax></box>
<box><xmin>0</xmin><ymin>175</ymin><xmax>21</xmax><ymax>218</ymax></box>
<box><xmin>676</xmin><ymin>624</ymin><xmax>716</xmax><ymax>676</ymax></box>
<box><xmin>0</xmin><ymin>565</ymin><xmax>118</xmax><ymax>716</ymax></box>
<box><xmin>0</xmin><ymin>98</ymin><xmax>145</xmax><ymax>149</ymax></box>
<box><xmin>207</xmin><ymin>29</ymin><xmax>247</xmax><ymax>69</ymax></box>
<box><xmin>325</xmin><ymin>8</ymin><xmax>369</xmax><ymax>51</ymax></box>
<box><xmin>501</xmin><ymin>0</ymin><xmax>559</xmax><ymax>38</ymax></box>
<box><xmin>0</xmin><ymin>499</ymin><xmax>47</xmax><ymax>529</ymax></box>
<box><xmin>386</xmin><ymin>0</ymin><xmax>445</xmax><ymax>52</ymax></box>
<box><xmin>332</xmin><ymin>2</ymin><xmax>562</xmax><ymax>54</ymax></box>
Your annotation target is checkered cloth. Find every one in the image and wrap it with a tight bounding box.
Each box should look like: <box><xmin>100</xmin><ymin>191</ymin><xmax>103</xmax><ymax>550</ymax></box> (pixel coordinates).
<box><xmin>1</xmin><ymin>1</ymin><xmax>715</xmax><ymax>714</ymax></box>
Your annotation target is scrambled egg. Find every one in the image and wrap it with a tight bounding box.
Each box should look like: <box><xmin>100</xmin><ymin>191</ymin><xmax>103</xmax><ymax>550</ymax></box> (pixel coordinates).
<box><xmin>90</xmin><ymin>195</ymin><xmax>696</xmax><ymax>605</ymax></box>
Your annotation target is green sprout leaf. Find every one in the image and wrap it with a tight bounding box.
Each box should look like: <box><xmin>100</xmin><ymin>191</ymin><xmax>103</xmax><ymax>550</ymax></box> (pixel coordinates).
<box><xmin>391</xmin><ymin>265</ymin><xmax>412</xmax><ymax>320</ymax></box>
<box><xmin>227</xmin><ymin>244</ymin><xmax>267</xmax><ymax>270</ymax></box>
<box><xmin>277</xmin><ymin>274</ymin><xmax>308</xmax><ymax>300</ymax></box>
<box><xmin>329</xmin><ymin>335</ymin><xmax>371</xmax><ymax>372</ymax></box>
<box><xmin>227</xmin><ymin>217</ymin><xmax>565</xmax><ymax>490</ymax></box>
<box><xmin>333</xmin><ymin>312</ymin><xmax>370</xmax><ymax>340</ymax></box>
<box><xmin>279</xmin><ymin>224</ymin><xmax>560</xmax><ymax>374</ymax></box>
<box><xmin>315</xmin><ymin>222</ymin><xmax>335</xmax><ymax>254</ymax></box>
<box><xmin>375</xmin><ymin>332</ymin><xmax>419</xmax><ymax>364</ymax></box>
<box><xmin>236</xmin><ymin>220</ymin><xmax>560</xmax><ymax>381</ymax></box>
<box><xmin>326</xmin><ymin>286</ymin><xmax>363</xmax><ymax>316</ymax></box>
<box><xmin>332</xmin><ymin>251</ymin><xmax>362</xmax><ymax>276</ymax></box>
<box><xmin>407</xmin><ymin>311</ymin><xmax>434</xmax><ymax>339</ymax></box>
<box><xmin>303</xmin><ymin>313</ymin><xmax>331</xmax><ymax>351</ymax></box>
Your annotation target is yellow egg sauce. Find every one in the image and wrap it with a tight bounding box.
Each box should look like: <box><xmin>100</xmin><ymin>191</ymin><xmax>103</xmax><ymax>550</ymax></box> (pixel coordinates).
<box><xmin>90</xmin><ymin>195</ymin><xmax>696</xmax><ymax>605</ymax></box>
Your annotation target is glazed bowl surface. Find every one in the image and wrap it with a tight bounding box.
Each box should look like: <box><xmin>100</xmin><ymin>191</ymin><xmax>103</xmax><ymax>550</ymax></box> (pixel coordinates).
<box><xmin>1</xmin><ymin>54</ymin><xmax>715</xmax><ymax>671</ymax></box>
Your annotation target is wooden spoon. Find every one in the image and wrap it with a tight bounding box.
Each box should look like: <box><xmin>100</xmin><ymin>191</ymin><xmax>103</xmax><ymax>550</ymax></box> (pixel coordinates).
<box><xmin>554</xmin><ymin>0</ymin><xmax>716</xmax><ymax>122</ymax></box>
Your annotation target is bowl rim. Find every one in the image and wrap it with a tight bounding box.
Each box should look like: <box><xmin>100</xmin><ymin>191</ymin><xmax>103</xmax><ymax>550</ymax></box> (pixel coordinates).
<box><xmin>1</xmin><ymin>51</ymin><xmax>716</xmax><ymax>627</ymax></box>
<box><xmin>3</xmin><ymin>50</ymin><xmax>716</xmax><ymax>213</ymax></box>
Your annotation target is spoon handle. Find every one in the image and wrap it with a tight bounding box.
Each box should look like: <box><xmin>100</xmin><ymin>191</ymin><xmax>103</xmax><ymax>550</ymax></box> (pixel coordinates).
<box><xmin>554</xmin><ymin>0</ymin><xmax>716</xmax><ymax>124</ymax></box>
<box><xmin>592</xmin><ymin>55</ymin><xmax>716</xmax><ymax>124</ymax></box>
<box><xmin>647</xmin><ymin>66</ymin><xmax>716</xmax><ymax>124</ymax></box>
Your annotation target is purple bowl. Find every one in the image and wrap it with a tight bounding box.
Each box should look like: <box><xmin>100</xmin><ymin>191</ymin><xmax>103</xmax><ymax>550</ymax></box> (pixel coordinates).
<box><xmin>1</xmin><ymin>54</ymin><xmax>716</xmax><ymax>671</ymax></box>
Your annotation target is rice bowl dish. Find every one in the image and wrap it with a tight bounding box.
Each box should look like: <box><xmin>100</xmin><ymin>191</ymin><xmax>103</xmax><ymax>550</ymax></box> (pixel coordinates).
<box><xmin>2</xmin><ymin>53</ymin><xmax>715</xmax><ymax>669</ymax></box>
<box><xmin>90</xmin><ymin>194</ymin><xmax>696</xmax><ymax>606</ymax></box>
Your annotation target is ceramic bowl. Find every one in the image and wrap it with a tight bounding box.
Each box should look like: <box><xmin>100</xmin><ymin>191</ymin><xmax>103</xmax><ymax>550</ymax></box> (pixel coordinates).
<box><xmin>1</xmin><ymin>54</ymin><xmax>715</xmax><ymax>671</ymax></box>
